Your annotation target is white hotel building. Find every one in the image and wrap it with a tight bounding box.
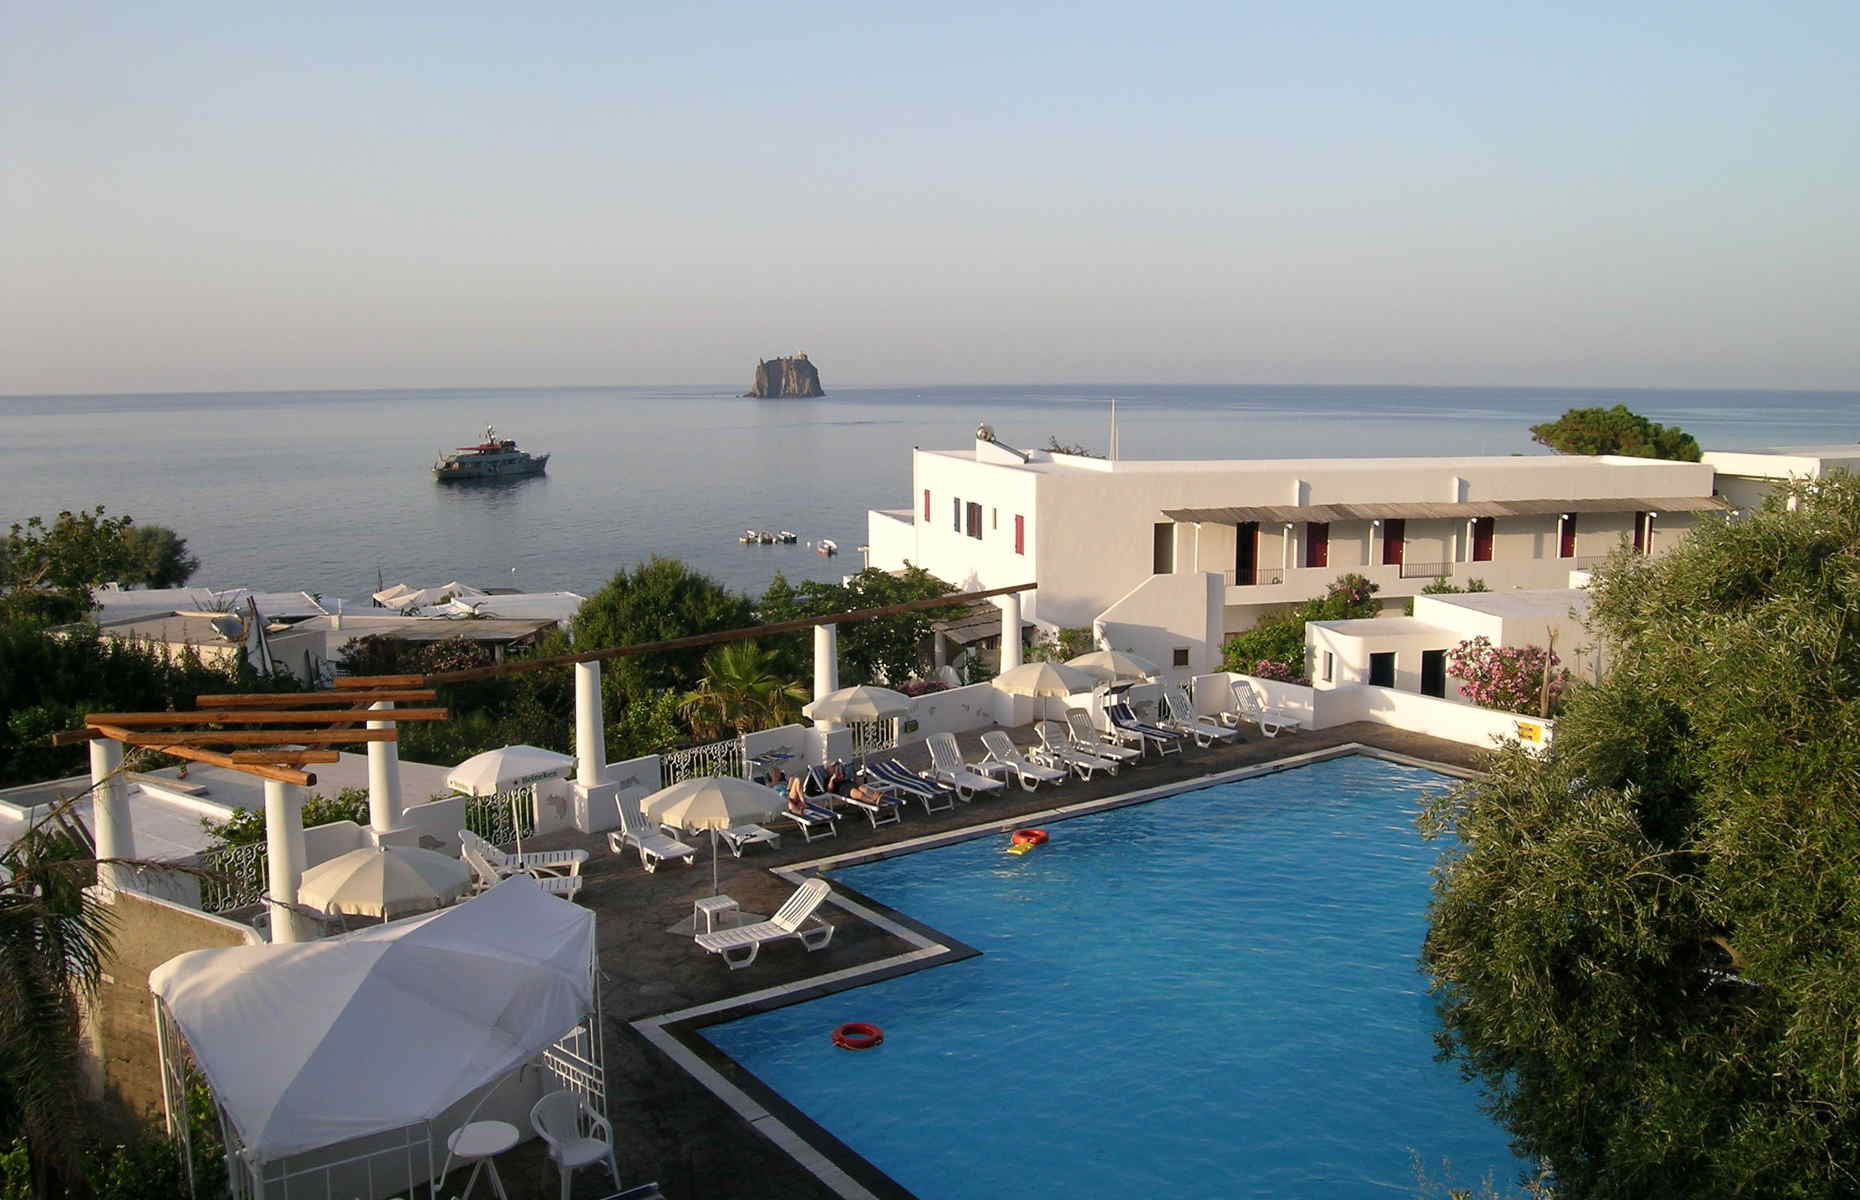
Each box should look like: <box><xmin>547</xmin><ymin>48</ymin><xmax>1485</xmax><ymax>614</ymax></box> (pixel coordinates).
<box><xmin>865</xmin><ymin>427</ymin><xmax>1753</xmax><ymax>677</ymax></box>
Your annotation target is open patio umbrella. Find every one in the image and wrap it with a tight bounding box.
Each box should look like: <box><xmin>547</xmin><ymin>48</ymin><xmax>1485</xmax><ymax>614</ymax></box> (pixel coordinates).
<box><xmin>640</xmin><ymin>775</ymin><xmax>784</xmax><ymax>896</ymax></box>
<box><xmin>803</xmin><ymin>685</ymin><xmax>913</xmax><ymax>769</ymax></box>
<box><xmin>1065</xmin><ymin>649</ymin><xmax>1160</xmax><ymax>685</ymax></box>
<box><xmin>992</xmin><ymin>660</ymin><xmax>1099</xmax><ymax>723</ymax></box>
<box><xmin>447</xmin><ymin>744</ymin><xmax>577</xmax><ymax>859</ymax></box>
<box><xmin>297</xmin><ymin>846</ymin><xmax>473</xmax><ymax>920</ymax></box>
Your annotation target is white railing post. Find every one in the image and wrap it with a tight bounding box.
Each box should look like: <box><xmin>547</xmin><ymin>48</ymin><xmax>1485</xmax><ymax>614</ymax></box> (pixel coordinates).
<box><xmin>88</xmin><ymin>738</ymin><xmax>135</xmax><ymax>892</ymax></box>
<box><xmin>575</xmin><ymin>661</ymin><xmax>608</xmax><ymax>787</ymax></box>
<box><xmin>813</xmin><ymin>624</ymin><xmax>840</xmax><ymax>701</ymax></box>
<box><xmin>998</xmin><ymin>593</ymin><xmax>1023</xmax><ymax>672</ymax></box>
<box><xmin>366</xmin><ymin>701</ymin><xmax>403</xmax><ymax>834</ymax></box>
<box><xmin>264</xmin><ymin>779</ymin><xmax>315</xmax><ymax>943</ymax></box>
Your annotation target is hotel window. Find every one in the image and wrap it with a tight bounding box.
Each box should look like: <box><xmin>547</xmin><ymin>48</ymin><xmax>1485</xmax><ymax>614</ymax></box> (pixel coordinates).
<box><xmin>966</xmin><ymin>502</ymin><xmax>983</xmax><ymax>540</ymax></box>
<box><xmin>1304</xmin><ymin>522</ymin><xmax>1330</xmax><ymax>569</ymax></box>
<box><xmin>1634</xmin><ymin>511</ymin><xmax>1650</xmax><ymax>554</ymax></box>
<box><xmin>1014</xmin><ymin>514</ymin><xmax>1025</xmax><ymax>555</ymax></box>
<box><xmin>1381</xmin><ymin>519</ymin><xmax>1405</xmax><ymax>567</ymax></box>
<box><xmin>1559</xmin><ymin>513</ymin><xmax>1577</xmax><ymax>559</ymax></box>
<box><xmin>953</xmin><ymin>498</ymin><xmax>962</xmax><ymax>532</ymax></box>
<box><xmin>1322</xmin><ymin>651</ymin><xmax>1334</xmax><ymax>683</ymax></box>
<box><xmin>1471</xmin><ymin>517</ymin><xmax>1495</xmax><ymax>562</ymax></box>
<box><xmin>923</xmin><ymin>489</ymin><xmax>931</xmax><ymax>521</ymax></box>
<box><xmin>1173</xmin><ymin>648</ymin><xmax>1190</xmax><ymax>668</ymax></box>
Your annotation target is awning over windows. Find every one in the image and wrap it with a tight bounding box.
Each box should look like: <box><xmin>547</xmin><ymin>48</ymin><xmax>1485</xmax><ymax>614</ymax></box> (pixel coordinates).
<box><xmin>1161</xmin><ymin>495</ymin><xmax>1728</xmax><ymax>524</ymax></box>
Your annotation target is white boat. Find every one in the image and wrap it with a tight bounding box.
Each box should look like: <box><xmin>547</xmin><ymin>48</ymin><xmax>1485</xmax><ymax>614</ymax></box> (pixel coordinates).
<box><xmin>434</xmin><ymin>427</ymin><xmax>548</xmax><ymax>482</ymax></box>
<box><xmin>816</xmin><ymin>539</ymin><xmax>838</xmax><ymax>556</ymax></box>
<box><xmin>776</xmin><ymin>531</ymin><xmax>798</xmax><ymax>544</ymax></box>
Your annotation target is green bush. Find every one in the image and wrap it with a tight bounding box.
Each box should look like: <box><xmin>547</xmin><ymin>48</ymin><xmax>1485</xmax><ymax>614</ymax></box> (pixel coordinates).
<box><xmin>1221</xmin><ymin>573</ymin><xmax>1381</xmax><ymax>683</ymax></box>
<box><xmin>1404</xmin><ymin>577</ymin><xmax>1488</xmax><ymax>616</ymax></box>
<box><xmin>200</xmin><ymin>786</ymin><xmax>371</xmax><ymax>851</ymax></box>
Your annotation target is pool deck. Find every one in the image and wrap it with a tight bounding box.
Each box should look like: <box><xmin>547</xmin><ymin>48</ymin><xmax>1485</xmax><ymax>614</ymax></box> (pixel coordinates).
<box><xmin>504</xmin><ymin>722</ymin><xmax>1490</xmax><ymax>1199</ymax></box>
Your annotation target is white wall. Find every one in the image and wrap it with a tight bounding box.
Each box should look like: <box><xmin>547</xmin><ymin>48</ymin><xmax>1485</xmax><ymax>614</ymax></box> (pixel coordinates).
<box><xmin>301</xmin><ymin>819</ymin><xmax>370</xmax><ymax>868</ymax></box>
<box><xmin>1094</xmin><ymin>571</ymin><xmax>1224</xmax><ymax>683</ymax></box>
<box><xmin>577</xmin><ymin>755</ymin><xmax>659</xmax><ymax>834</ymax></box>
<box><xmin>898</xmin><ymin>683</ymin><xmax>999</xmax><ymax>741</ymax></box>
<box><xmin>1316</xmin><ymin>684</ymin><xmax>1554</xmax><ymax>753</ymax></box>
<box><xmin>864</xmin><ymin>509</ymin><xmax>916</xmax><ymax>573</ymax></box>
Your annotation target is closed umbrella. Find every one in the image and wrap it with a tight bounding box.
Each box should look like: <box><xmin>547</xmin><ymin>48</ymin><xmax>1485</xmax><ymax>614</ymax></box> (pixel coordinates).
<box><xmin>1065</xmin><ymin>649</ymin><xmax>1160</xmax><ymax>684</ymax></box>
<box><xmin>447</xmin><ymin>744</ymin><xmax>577</xmax><ymax>859</ymax></box>
<box><xmin>640</xmin><ymin>775</ymin><xmax>785</xmax><ymax>896</ymax></box>
<box><xmin>297</xmin><ymin>846</ymin><xmax>473</xmax><ymax>920</ymax></box>
<box><xmin>992</xmin><ymin>661</ymin><xmax>1099</xmax><ymax>723</ymax></box>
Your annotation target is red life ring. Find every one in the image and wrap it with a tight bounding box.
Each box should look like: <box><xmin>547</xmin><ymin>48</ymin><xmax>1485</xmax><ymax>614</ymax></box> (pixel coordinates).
<box><xmin>832</xmin><ymin>1022</ymin><xmax>883</xmax><ymax>1051</ymax></box>
<box><xmin>1010</xmin><ymin>828</ymin><xmax>1048</xmax><ymax>846</ymax></box>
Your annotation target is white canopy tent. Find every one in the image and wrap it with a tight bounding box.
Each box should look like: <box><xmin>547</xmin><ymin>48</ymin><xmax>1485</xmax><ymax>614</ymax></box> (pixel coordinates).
<box><xmin>150</xmin><ymin>877</ymin><xmax>603</xmax><ymax>1198</ymax></box>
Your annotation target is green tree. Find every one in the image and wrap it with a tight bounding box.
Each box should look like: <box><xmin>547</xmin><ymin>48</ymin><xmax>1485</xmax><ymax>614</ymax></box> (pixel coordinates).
<box><xmin>571</xmin><ymin>559</ymin><xmax>755</xmax><ymax>705</ymax></box>
<box><xmin>117</xmin><ymin>525</ymin><xmax>199</xmax><ymax>589</ymax></box>
<box><xmin>679</xmin><ymin>641</ymin><xmax>808</xmax><ymax>740</ymax></box>
<box><xmin>1528</xmin><ymin>405</ymin><xmax>1701</xmax><ymax>462</ymax></box>
<box><xmin>1421</xmin><ymin>473</ymin><xmax>1860</xmax><ymax>1198</ymax></box>
<box><xmin>1404</xmin><ymin>576</ymin><xmax>1488</xmax><ymax>616</ymax></box>
<box><xmin>1026</xmin><ymin>626</ymin><xmax>1095</xmax><ymax>663</ymax></box>
<box><xmin>1221</xmin><ymin>573</ymin><xmax>1381</xmax><ymax>681</ymax></box>
<box><xmin>756</xmin><ymin>565</ymin><xmax>962</xmax><ymax>686</ymax></box>
<box><xmin>0</xmin><ymin>816</ymin><xmax>116</xmax><ymax>1196</ymax></box>
<box><xmin>1</xmin><ymin>509</ymin><xmax>137</xmax><ymax>625</ymax></box>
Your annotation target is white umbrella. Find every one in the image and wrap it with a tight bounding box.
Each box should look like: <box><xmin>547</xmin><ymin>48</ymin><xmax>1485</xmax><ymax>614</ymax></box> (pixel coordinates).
<box><xmin>801</xmin><ymin>685</ymin><xmax>913</xmax><ymax>724</ymax></box>
<box><xmin>992</xmin><ymin>660</ymin><xmax>1099</xmax><ymax>723</ymax></box>
<box><xmin>803</xmin><ymin>685</ymin><xmax>914</xmax><ymax>769</ymax></box>
<box><xmin>447</xmin><ymin>744</ymin><xmax>577</xmax><ymax>859</ymax></box>
<box><xmin>640</xmin><ymin>775</ymin><xmax>785</xmax><ymax>895</ymax></box>
<box><xmin>297</xmin><ymin>846</ymin><xmax>473</xmax><ymax>920</ymax></box>
<box><xmin>1065</xmin><ymin>649</ymin><xmax>1160</xmax><ymax>684</ymax></box>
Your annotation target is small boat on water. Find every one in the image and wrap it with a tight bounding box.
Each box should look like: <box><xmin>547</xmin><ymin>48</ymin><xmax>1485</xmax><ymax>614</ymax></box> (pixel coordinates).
<box><xmin>434</xmin><ymin>427</ymin><xmax>548</xmax><ymax>482</ymax></box>
<box><xmin>816</xmin><ymin>539</ymin><xmax>838</xmax><ymax>557</ymax></box>
<box><xmin>776</xmin><ymin>531</ymin><xmax>798</xmax><ymax>544</ymax></box>
<box><xmin>739</xmin><ymin>529</ymin><xmax>779</xmax><ymax>544</ymax></box>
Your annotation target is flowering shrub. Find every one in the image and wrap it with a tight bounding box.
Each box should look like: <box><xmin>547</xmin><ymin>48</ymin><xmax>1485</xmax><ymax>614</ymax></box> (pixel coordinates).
<box><xmin>897</xmin><ymin>678</ymin><xmax>951</xmax><ymax>697</ymax></box>
<box><xmin>1250</xmin><ymin>659</ymin><xmax>1305</xmax><ymax>684</ymax></box>
<box><xmin>1221</xmin><ymin>573</ymin><xmax>1379</xmax><ymax>678</ymax></box>
<box><xmin>1445</xmin><ymin>636</ymin><xmax>1569</xmax><ymax>716</ymax></box>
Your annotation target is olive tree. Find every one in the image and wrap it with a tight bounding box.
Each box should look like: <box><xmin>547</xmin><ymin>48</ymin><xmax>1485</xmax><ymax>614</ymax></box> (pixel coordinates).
<box><xmin>1421</xmin><ymin>473</ymin><xmax>1860</xmax><ymax>1198</ymax></box>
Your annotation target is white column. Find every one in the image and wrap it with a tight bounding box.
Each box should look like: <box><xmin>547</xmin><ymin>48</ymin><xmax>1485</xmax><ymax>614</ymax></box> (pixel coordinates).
<box><xmin>999</xmin><ymin>593</ymin><xmax>1023</xmax><ymax>672</ymax></box>
<box><xmin>813</xmin><ymin>624</ymin><xmax>840</xmax><ymax>701</ymax></box>
<box><xmin>933</xmin><ymin>631</ymin><xmax>947</xmax><ymax>670</ymax></box>
<box><xmin>264</xmin><ymin>779</ymin><xmax>314</xmax><ymax>944</ymax></box>
<box><xmin>575</xmin><ymin>661</ymin><xmax>607</xmax><ymax>787</ymax></box>
<box><xmin>366</xmin><ymin>701</ymin><xmax>402</xmax><ymax>834</ymax></box>
<box><xmin>88</xmin><ymin>738</ymin><xmax>135</xmax><ymax>892</ymax></box>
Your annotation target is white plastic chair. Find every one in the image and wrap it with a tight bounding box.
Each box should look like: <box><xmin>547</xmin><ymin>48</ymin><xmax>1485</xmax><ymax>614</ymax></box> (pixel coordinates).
<box><xmin>530</xmin><ymin>1090</ymin><xmax>620</xmax><ymax>1200</ymax></box>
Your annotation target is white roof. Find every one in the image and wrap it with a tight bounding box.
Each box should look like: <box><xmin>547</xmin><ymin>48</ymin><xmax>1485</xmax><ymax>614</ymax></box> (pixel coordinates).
<box><xmin>149</xmin><ymin>877</ymin><xmax>593</xmax><ymax>1163</ymax></box>
<box><xmin>1420</xmin><ymin>588</ymin><xmax>1591</xmax><ymax>621</ymax></box>
<box><xmin>431</xmin><ymin>591</ymin><xmax>585</xmax><ymax>625</ymax></box>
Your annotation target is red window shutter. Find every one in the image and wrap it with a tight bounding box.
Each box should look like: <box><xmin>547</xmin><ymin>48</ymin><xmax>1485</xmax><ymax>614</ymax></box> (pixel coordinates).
<box><xmin>1014</xmin><ymin>515</ymin><xmax>1025</xmax><ymax>555</ymax></box>
<box><xmin>923</xmin><ymin>489</ymin><xmax>930</xmax><ymax>521</ymax></box>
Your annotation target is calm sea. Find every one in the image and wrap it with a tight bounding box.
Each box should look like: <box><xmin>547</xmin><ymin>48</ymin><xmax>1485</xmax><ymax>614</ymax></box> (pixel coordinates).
<box><xmin>2</xmin><ymin>385</ymin><xmax>1853</xmax><ymax>601</ymax></box>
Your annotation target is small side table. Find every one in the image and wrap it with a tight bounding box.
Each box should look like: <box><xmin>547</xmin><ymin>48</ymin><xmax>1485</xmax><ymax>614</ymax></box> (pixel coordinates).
<box><xmin>694</xmin><ymin>895</ymin><xmax>739</xmax><ymax>934</ymax></box>
<box><xmin>447</xmin><ymin>1119</ymin><xmax>518</xmax><ymax>1200</ymax></box>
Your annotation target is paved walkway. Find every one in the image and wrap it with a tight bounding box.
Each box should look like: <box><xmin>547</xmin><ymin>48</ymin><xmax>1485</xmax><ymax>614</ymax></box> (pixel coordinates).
<box><xmin>499</xmin><ymin>721</ymin><xmax>1490</xmax><ymax>1199</ymax></box>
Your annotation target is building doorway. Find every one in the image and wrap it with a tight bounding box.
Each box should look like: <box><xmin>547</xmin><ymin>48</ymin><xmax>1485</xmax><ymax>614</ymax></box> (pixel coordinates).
<box><xmin>1234</xmin><ymin>522</ymin><xmax>1258</xmax><ymax>584</ymax></box>
<box><xmin>1153</xmin><ymin>523</ymin><xmax>1174</xmax><ymax>574</ymax></box>
<box><xmin>1381</xmin><ymin>518</ymin><xmax>1405</xmax><ymax>567</ymax></box>
<box><xmin>1305</xmin><ymin>522</ymin><xmax>1330</xmax><ymax>569</ymax></box>
<box><xmin>1421</xmin><ymin>649</ymin><xmax>1447</xmax><ymax>698</ymax></box>
<box><xmin>1368</xmin><ymin>652</ymin><xmax>1396</xmax><ymax>688</ymax></box>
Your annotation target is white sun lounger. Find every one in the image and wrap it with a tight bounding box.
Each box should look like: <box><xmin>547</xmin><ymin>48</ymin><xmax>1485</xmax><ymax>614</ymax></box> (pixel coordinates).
<box><xmin>1063</xmin><ymin>709</ymin><xmax>1144</xmax><ymax>765</ymax></box>
<box><xmin>1108</xmin><ymin>701</ymin><xmax>1185</xmax><ymax>757</ymax></box>
<box><xmin>806</xmin><ymin>764</ymin><xmax>902</xmax><ymax>829</ymax></box>
<box><xmin>1162</xmin><ymin>686</ymin><xmax>1241</xmax><ymax>748</ymax></box>
<box><xmin>927</xmin><ymin>733</ymin><xmax>1008</xmax><ymax>801</ymax></box>
<box><xmin>695</xmin><ymin>878</ymin><xmax>835</xmax><ymax>969</ymax></box>
<box><xmin>869</xmin><ymin>758</ymin><xmax>958</xmax><ymax>814</ymax></box>
<box><xmin>980</xmin><ymin>730</ymin><xmax>1069</xmax><ymax>790</ymax></box>
<box><xmin>606</xmin><ymin>797</ymin><xmax>699</xmax><ymax>873</ymax></box>
<box><xmin>1229</xmin><ymin>680</ymin><xmax>1303</xmax><ymax>738</ymax></box>
<box><xmin>459</xmin><ymin>829</ymin><xmax>589</xmax><ymax>878</ymax></box>
<box><xmin>1034</xmin><ymin>721</ymin><xmax>1120</xmax><ymax>780</ymax></box>
<box><xmin>462</xmin><ymin>846</ymin><xmax>584</xmax><ymax>901</ymax></box>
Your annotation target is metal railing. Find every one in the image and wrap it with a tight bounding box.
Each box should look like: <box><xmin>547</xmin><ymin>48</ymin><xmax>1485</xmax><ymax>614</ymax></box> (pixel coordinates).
<box><xmin>464</xmin><ymin>788</ymin><xmax>538</xmax><ymax>850</ymax></box>
<box><xmin>1222</xmin><ymin>568</ymin><xmax>1285</xmax><ymax>587</ymax></box>
<box><xmin>849</xmin><ymin>719</ymin><xmax>899</xmax><ymax>759</ymax></box>
<box><xmin>662</xmin><ymin>736</ymin><xmax>745</xmax><ymax>785</ymax></box>
<box><xmin>197</xmin><ymin>841</ymin><xmax>267</xmax><ymax>914</ymax></box>
<box><xmin>1400</xmin><ymin>561</ymin><xmax>1453</xmax><ymax>579</ymax></box>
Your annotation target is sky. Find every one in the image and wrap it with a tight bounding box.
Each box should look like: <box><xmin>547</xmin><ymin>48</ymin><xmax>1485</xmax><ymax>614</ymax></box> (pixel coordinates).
<box><xmin>3</xmin><ymin>1</ymin><xmax>1857</xmax><ymax>395</ymax></box>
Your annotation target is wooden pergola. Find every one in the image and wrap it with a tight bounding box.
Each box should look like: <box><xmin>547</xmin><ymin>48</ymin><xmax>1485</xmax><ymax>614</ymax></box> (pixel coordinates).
<box><xmin>55</xmin><ymin>679</ymin><xmax>449</xmax><ymax>786</ymax></box>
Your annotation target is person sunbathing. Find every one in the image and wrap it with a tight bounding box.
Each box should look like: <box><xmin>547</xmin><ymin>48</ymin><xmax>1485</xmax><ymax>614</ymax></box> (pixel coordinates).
<box><xmin>826</xmin><ymin>761</ymin><xmax>887</xmax><ymax>807</ymax></box>
<box><xmin>787</xmin><ymin>775</ymin><xmax>834</xmax><ymax>819</ymax></box>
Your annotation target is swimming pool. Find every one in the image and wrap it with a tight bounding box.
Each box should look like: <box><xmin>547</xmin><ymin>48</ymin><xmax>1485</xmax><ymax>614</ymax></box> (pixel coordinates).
<box><xmin>701</xmin><ymin>755</ymin><xmax>1521</xmax><ymax>1198</ymax></box>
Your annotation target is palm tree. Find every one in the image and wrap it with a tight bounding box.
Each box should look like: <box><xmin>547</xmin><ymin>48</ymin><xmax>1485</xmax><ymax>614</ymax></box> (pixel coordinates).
<box><xmin>0</xmin><ymin>809</ymin><xmax>116</xmax><ymax>1197</ymax></box>
<box><xmin>679</xmin><ymin>641</ymin><xmax>809</xmax><ymax>740</ymax></box>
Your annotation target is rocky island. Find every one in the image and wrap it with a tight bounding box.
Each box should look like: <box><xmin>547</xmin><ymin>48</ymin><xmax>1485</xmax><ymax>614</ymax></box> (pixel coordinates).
<box><xmin>745</xmin><ymin>354</ymin><xmax>824</xmax><ymax>398</ymax></box>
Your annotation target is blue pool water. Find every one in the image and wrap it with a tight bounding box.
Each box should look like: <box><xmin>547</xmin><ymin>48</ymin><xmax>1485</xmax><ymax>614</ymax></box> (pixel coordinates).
<box><xmin>702</xmin><ymin>757</ymin><xmax>1523</xmax><ymax>1198</ymax></box>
